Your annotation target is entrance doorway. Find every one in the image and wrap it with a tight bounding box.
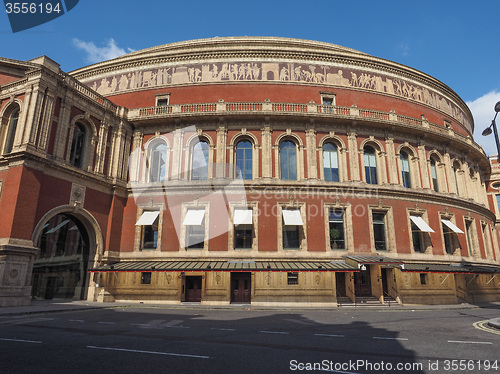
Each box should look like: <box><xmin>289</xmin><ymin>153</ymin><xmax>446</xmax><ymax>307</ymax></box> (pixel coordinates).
<box><xmin>231</xmin><ymin>272</ymin><xmax>251</xmax><ymax>303</ymax></box>
<box><xmin>381</xmin><ymin>268</ymin><xmax>389</xmax><ymax>297</ymax></box>
<box><xmin>32</xmin><ymin>213</ymin><xmax>90</xmax><ymax>300</ymax></box>
<box><xmin>335</xmin><ymin>272</ymin><xmax>346</xmax><ymax>297</ymax></box>
<box><xmin>185</xmin><ymin>276</ymin><xmax>202</xmax><ymax>302</ymax></box>
<box><xmin>354</xmin><ymin>267</ymin><xmax>371</xmax><ymax>296</ymax></box>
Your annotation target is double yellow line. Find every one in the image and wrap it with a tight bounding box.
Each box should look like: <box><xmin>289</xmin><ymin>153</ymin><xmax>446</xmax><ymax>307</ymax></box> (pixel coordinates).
<box><xmin>473</xmin><ymin>320</ymin><xmax>500</xmax><ymax>336</ymax></box>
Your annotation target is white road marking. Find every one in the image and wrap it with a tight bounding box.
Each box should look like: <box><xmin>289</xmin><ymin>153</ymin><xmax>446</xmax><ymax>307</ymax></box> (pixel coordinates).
<box><xmin>68</xmin><ymin>319</ymin><xmax>85</xmax><ymax>323</ymax></box>
<box><xmin>87</xmin><ymin>345</ymin><xmax>210</xmax><ymax>359</ymax></box>
<box><xmin>314</xmin><ymin>333</ymin><xmax>345</xmax><ymax>338</ymax></box>
<box><xmin>448</xmin><ymin>340</ymin><xmax>492</xmax><ymax>345</ymax></box>
<box><xmin>285</xmin><ymin>318</ymin><xmax>315</xmax><ymax>325</ymax></box>
<box><xmin>373</xmin><ymin>336</ymin><xmax>408</xmax><ymax>341</ymax></box>
<box><xmin>211</xmin><ymin>328</ymin><xmax>236</xmax><ymax>331</ymax></box>
<box><xmin>259</xmin><ymin>330</ymin><xmax>289</xmax><ymax>335</ymax></box>
<box><xmin>163</xmin><ymin>320</ymin><xmax>184</xmax><ymax>327</ymax></box>
<box><xmin>0</xmin><ymin>338</ymin><xmax>42</xmax><ymax>344</ymax></box>
<box><xmin>130</xmin><ymin>323</ymin><xmax>151</xmax><ymax>327</ymax></box>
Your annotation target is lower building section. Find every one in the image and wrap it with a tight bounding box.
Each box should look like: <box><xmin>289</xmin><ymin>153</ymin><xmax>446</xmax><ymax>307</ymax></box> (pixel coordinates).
<box><xmin>0</xmin><ymin>243</ymin><xmax>38</xmax><ymax>307</ymax></box>
<box><xmin>89</xmin><ymin>259</ymin><xmax>500</xmax><ymax>307</ymax></box>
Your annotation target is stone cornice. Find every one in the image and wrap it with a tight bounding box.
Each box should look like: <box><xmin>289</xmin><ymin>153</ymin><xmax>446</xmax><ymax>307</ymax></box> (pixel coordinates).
<box><xmin>69</xmin><ymin>37</ymin><xmax>472</xmax><ymax>131</ymax></box>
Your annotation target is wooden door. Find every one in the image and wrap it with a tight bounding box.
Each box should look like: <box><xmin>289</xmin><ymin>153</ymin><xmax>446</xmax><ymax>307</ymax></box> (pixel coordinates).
<box><xmin>335</xmin><ymin>272</ymin><xmax>346</xmax><ymax>297</ymax></box>
<box><xmin>185</xmin><ymin>276</ymin><xmax>202</xmax><ymax>302</ymax></box>
<box><xmin>354</xmin><ymin>268</ymin><xmax>371</xmax><ymax>296</ymax></box>
<box><xmin>231</xmin><ymin>273</ymin><xmax>251</xmax><ymax>303</ymax></box>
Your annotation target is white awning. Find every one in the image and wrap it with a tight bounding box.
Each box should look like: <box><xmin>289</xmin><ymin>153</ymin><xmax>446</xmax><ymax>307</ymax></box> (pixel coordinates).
<box><xmin>441</xmin><ymin>219</ymin><xmax>464</xmax><ymax>234</ymax></box>
<box><xmin>183</xmin><ymin>210</ymin><xmax>205</xmax><ymax>225</ymax></box>
<box><xmin>234</xmin><ymin>209</ymin><xmax>253</xmax><ymax>225</ymax></box>
<box><xmin>282</xmin><ymin>210</ymin><xmax>303</xmax><ymax>226</ymax></box>
<box><xmin>410</xmin><ymin>216</ymin><xmax>434</xmax><ymax>233</ymax></box>
<box><xmin>135</xmin><ymin>211</ymin><xmax>159</xmax><ymax>226</ymax></box>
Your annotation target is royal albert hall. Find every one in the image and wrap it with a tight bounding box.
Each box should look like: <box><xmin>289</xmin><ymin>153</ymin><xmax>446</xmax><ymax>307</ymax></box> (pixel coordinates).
<box><xmin>1</xmin><ymin>37</ymin><xmax>499</xmax><ymax>307</ymax></box>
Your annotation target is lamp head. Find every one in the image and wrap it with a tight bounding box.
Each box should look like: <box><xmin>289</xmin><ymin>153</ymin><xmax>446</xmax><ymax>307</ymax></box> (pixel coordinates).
<box><xmin>495</xmin><ymin>101</ymin><xmax>500</xmax><ymax>113</ymax></box>
<box><xmin>482</xmin><ymin>125</ymin><xmax>493</xmax><ymax>136</ymax></box>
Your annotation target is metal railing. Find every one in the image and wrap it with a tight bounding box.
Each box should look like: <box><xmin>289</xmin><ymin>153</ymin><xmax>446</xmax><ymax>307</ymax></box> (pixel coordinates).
<box><xmin>128</xmin><ymin>101</ymin><xmax>483</xmax><ymax>156</ymax></box>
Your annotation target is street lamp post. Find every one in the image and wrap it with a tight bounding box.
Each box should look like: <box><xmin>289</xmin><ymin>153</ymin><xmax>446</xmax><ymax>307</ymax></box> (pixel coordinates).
<box><xmin>482</xmin><ymin>101</ymin><xmax>500</xmax><ymax>159</ymax></box>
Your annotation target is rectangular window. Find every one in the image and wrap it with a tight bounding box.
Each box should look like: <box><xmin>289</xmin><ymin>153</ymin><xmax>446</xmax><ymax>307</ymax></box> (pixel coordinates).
<box><xmin>235</xmin><ymin>225</ymin><xmax>253</xmax><ymax>249</ymax></box>
<box><xmin>287</xmin><ymin>272</ymin><xmax>299</xmax><ymax>285</ymax></box>
<box><xmin>441</xmin><ymin>218</ymin><xmax>463</xmax><ymax>255</ymax></box>
<box><xmin>465</xmin><ymin>220</ymin><xmax>473</xmax><ymax>256</ymax></box>
<box><xmin>282</xmin><ymin>209</ymin><xmax>303</xmax><ymax>249</ymax></box>
<box><xmin>136</xmin><ymin>211</ymin><xmax>160</xmax><ymax>250</ymax></box>
<box><xmin>321</xmin><ymin>93</ymin><xmax>335</xmax><ymax>113</ymax></box>
<box><xmin>496</xmin><ymin>195</ymin><xmax>500</xmax><ymax>214</ymax></box>
<box><xmin>372</xmin><ymin>212</ymin><xmax>387</xmax><ymax>251</ymax></box>
<box><xmin>141</xmin><ymin>272</ymin><xmax>152</xmax><ymax>285</ymax></box>
<box><xmin>410</xmin><ymin>215</ymin><xmax>434</xmax><ymax>253</ymax></box>
<box><xmin>411</xmin><ymin>222</ymin><xmax>424</xmax><ymax>253</ymax></box>
<box><xmin>329</xmin><ymin>209</ymin><xmax>345</xmax><ymax>250</ymax></box>
<box><xmin>420</xmin><ymin>273</ymin><xmax>427</xmax><ymax>285</ymax></box>
<box><xmin>482</xmin><ymin>223</ymin><xmax>492</xmax><ymax>259</ymax></box>
<box><xmin>183</xmin><ymin>210</ymin><xmax>205</xmax><ymax>249</ymax></box>
<box><xmin>283</xmin><ymin>226</ymin><xmax>300</xmax><ymax>249</ymax></box>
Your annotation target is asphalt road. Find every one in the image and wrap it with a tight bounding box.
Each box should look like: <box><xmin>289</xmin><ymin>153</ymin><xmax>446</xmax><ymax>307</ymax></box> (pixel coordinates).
<box><xmin>0</xmin><ymin>305</ymin><xmax>499</xmax><ymax>373</ymax></box>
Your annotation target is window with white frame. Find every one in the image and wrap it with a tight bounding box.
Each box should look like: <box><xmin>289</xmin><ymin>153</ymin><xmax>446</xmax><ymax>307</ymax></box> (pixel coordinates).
<box><xmin>441</xmin><ymin>218</ymin><xmax>463</xmax><ymax>255</ymax></box>
<box><xmin>372</xmin><ymin>212</ymin><xmax>387</xmax><ymax>251</ymax></box>
<box><xmin>4</xmin><ymin>109</ymin><xmax>19</xmax><ymax>154</ymax></box>
<box><xmin>233</xmin><ymin>208</ymin><xmax>253</xmax><ymax>249</ymax></box>
<box><xmin>400</xmin><ymin>150</ymin><xmax>411</xmax><ymax>188</ymax></box>
<box><xmin>136</xmin><ymin>210</ymin><xmax>160</xmax><ymax>250</ymax></box>
<box><xmin>191</xmin><ymin>140</ymin><xmax>209</xmax><ymax>180</ymax></box>
<box><xmin>430</xmin><ymin>157</ymin><xmax>439</xmax><ymax>192</ymax></box>
<box><xmin>329</xmin><ymin>208</ymin><xmax>345</xmax><ymax>250</ymax></box>
<box><xmin>364</xmin><ymin>146</ymin><xmax>378</xmax><ymax>184</ymax></box>
<box><xmin>323</xmin><ymin>143</ymin><xmax>339</xmax><ymax>182</ymax></box>
<box><xmin>409</xmin><ymin>215</ymin><xmax>434</xmax><ymax>253</ymax></box>
<box><xmin>149</xmin><ymin>141</ymin><xmax>167</xmax><ymax>182</ymax></box>
<box><xmin>69</xmin><ymin>122</ymin><xmax>86</xmax><ymax>169</ymax></box>
<box><xmin>282</xmin><ymin>208</ymin><xmax>303</xmax><ymax>249</ymax></box>
<box><xmin>183</xmin><ymin>209</ymin><xmax>206</xmax><ymax>249</ymax></box>
<box><xmin>280</xmin><ymin>140</ymin><xmax>297</xmax><ymax>181</ymax></box>
<box><xmin>235</xmin><ymin>140</ymin><xmax>253</xmax><ymax>180</ymax></box>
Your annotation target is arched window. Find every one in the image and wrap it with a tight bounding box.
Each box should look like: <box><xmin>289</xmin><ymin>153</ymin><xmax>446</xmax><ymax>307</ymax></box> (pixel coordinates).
<box><xmin>453</xmin><ymin>162</ymin><xmax>461</xmax><ymax>195</ymax></box>
<box><xmin>323</xmin><ymin>143</ymin><xmax>339</xmax><ymax>182</ymax></box>
<box><xmin>430</xmin><ymin>157</ymin><xmax>439</xmax><ymax>192</ymax></box>
<box><xmin>4</xmin><ymin>109</ymin><xmax>19</xmax><ymax>154</ymax></box>
<box><xmin>69</xmin><ymin>122</ymin><xmax>86</xmax><ymax>169</ymax></box>
<box><xmin>236</xmin><ymin>140</ymin><xmax>252</xmax><ymax>180</ymax></box>
<box><xmin>280</xmin><ymin>140</ymin><xmax>297</xmax><ymax>180</ymax></box>
<box><xmin>149</xmin><ymin>142</ymin><xmax>167</xmax><ymax>182</ymax></box>
<box><xmin>191</xmin><ymin>140</ymin><xmax>209</xmax><ymax>180</ymax></box>
<box><xmin>400</xmin><ymin>150</ymin><xmax>411</xmax><ymax>188</ymax></box>
<box><xmin>364</xmin><ymin>146</ymin><xmax>377</xmax><ymax>184</ymax></box>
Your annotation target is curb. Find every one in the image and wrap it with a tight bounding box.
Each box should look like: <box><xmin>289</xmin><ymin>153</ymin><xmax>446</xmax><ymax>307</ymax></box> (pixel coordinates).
<box><xmin>487</xmin><ymin>318</ymin><xmax>500</xmax><ymax>329</ymax></box>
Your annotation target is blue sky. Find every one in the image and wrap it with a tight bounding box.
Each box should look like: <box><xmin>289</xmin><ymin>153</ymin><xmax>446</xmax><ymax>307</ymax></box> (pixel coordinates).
<box><xmin>2</xmin><ymin>0</ymin><xmax>500</xmax><ymax>155</ymax></box>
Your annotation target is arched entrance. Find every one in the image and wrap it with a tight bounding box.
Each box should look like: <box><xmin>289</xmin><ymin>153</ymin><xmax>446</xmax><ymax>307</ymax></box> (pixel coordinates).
<box><xmin>31</xmin><ymin>211</ymin><xmax>97</xmax><ymax>300</ymax></box>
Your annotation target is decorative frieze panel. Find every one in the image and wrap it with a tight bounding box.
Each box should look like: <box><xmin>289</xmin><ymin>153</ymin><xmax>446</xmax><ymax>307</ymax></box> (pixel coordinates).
<box><xmin>82</xmin><ymin>60</ymin><xmax>472</xmax><ymax>133</ymax></box>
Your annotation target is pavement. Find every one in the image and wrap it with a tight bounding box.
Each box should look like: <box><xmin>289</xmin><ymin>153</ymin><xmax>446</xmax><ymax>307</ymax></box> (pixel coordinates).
<box><xmin>1</xmin><ymin>299</ymin><xmax>500</xmax><ymax>329</ymax></box>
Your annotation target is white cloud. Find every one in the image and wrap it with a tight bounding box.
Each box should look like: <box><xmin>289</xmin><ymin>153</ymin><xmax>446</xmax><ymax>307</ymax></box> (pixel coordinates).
<box><xmin>468</xmin><ymin>90</ymin><xmax>500</xmax><ymax>157</ymax></box>
<box><xmin>72</xmin><ymin>38</ymin><xmax>134</xmax><ymax>64</ymax></box>
<box><xmin>396</xmin><ymin>42</ymin><xmax>410</xmax><ymax>57</ymax></box>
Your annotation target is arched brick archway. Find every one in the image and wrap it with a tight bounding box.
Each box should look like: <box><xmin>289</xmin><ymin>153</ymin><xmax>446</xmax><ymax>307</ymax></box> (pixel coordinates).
<box><xmin>31</xmin><ymin>206</ymin><xmax>103</xmax><ymax>301</ymax></box>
